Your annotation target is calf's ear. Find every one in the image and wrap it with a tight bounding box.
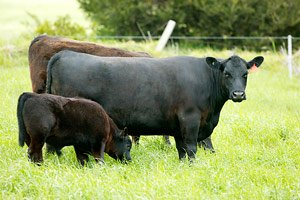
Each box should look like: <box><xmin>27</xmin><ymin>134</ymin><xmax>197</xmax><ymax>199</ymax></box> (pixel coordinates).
<box><xmin>206</xmin><ymin>57</ymin><xmax>222</xmax><ymax>71</ymax></box>
<box><xmin>123</xmin><ymin>127</ymin><xmax>129</xmax><ymax>136</ymax></box>
<box><xmin>247</xmin><ymin>56</ymin><xmax>264</xmax><ymax>69</ymax></box>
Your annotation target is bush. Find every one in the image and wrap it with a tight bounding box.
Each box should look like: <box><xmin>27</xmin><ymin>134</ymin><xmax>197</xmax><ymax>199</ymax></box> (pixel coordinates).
<box><xmin>28</xmin><ymin>14</ymin><xmax>86</xmax><ymax>39</ymax></box>
<box><xmin>77</xmin><ymin>0</ymin><xmax>300</xmax><ymax>50</ymax></box>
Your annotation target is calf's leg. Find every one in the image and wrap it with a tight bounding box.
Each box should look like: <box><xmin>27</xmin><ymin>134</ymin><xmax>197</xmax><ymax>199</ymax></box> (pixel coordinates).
<box><xmin>27</xmin><ymin>137</ymin><xmax>44</xmax><ymax>164</ymax></box>
<box><xmin>92</xmin><ymin>141</ymin><xmax>106</xmax><ymax>164</ymax></box>
<box><xmin>74</xmin><ymin>146</ymin><xmax>89</xmax><ymax>166</ymax></box>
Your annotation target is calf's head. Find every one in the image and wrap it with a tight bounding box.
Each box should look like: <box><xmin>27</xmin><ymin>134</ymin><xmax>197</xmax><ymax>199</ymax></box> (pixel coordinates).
<box><xmin>206</xmin><ymin>55</ymin><xmax>264</xmax><ymax>102</ymax></box>
<box><xmin>106</xmin><ymin>128</ymin><xmax>132</xmax><ymax>162</ymax></box>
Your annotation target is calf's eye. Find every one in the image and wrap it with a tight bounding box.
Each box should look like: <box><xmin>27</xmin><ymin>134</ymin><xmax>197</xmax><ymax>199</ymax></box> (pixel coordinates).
<box><xmin>224</xmin><ymin>72</ymin><xmax>230</xmax><ymax>77</ymax></box>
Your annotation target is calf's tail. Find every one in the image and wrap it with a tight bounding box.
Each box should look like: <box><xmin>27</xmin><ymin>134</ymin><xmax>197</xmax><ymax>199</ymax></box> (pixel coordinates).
<box><xmin>17</xmin><ymin>92</ymin><xmax>32</xmax><ymax>147</ymax></box>
<box><xmin>46</xmin><ymin>52</ymin><xmax>62</xmax><ymax>94</ymax></box>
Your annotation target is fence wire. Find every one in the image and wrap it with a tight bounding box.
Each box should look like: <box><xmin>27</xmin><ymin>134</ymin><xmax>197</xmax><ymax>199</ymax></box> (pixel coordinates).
<box><xmin>92</xmin><ymin>35</ymin><xmax>300</xmax><ymax>51</ymax></box>
<box><xmin>91</xmin><ymin>35</ymin><xmax>300</xmax><ymax>77</ymax></box>
<box><xmin>94</xmin><ymin>36</ymin><xmax>300</xmax><ymax>40</ymax></box>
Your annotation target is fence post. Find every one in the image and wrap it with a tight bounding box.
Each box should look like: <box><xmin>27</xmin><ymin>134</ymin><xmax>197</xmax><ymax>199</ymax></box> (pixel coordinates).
<box><xmin>156</xmin><ymin>20</ymin><xmax>176</xmax><ymax>51</ymax></box>
<box><xmin>287</xmin><ymin>35</ymin><xmax>293</xmax><ymax>78</ymax></box>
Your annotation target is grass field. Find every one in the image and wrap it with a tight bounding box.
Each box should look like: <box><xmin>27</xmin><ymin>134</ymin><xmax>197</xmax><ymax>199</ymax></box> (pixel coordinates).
<box><xmin>1</xmin><ymin>0</ymin><xmax>300</xmax><ymax>199</ymax></box>
<box><xmin>0</xmin><ymin>39</ymin><xmax>300</xmax><ymax>199</ymax></box>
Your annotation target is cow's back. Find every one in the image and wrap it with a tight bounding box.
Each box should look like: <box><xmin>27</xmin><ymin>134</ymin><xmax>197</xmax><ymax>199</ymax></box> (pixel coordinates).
<box><xmin>29</xmin><ymin>35</ymin><xmax>151</xmax><ymax>93</ymax></box>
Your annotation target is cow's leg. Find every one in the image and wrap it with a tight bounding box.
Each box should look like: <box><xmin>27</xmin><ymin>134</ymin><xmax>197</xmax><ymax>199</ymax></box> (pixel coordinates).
<box><xmin>174</xmin><ymin>135</ymin><xmax>186</xmax><ymax>160</ymax></box>
<box><xmin>185</xmin><ymin>129</ymin><xmax>199</xmax><ymax>161</ymax></box>
<box><xmin>46</xmin><ymin>144</ymin><xmax>62</xmax><ymax>156</ymax></box>
<box><xmin>133</xmin><ymin>135</ymin><xmax>171</xmax><ymax>145</ymax></box>
<box><xmin>74</xmin><ymin>146</ymin><xmax>89</xmax><ymax>166</ymax></box>
<box><xmin>198</xmin><ymin>136</ymin><xmax>215</xmax><ymax>153</ymax></box>
<box><xmin>27</xmin><ymin>137</ymin><xmax>44</xmax><ymax>164</ymax></box>
<box><xmin>163</xmin><ymin>135</ymin><xmax>171</xmax><ymax>145</ymax></box>
<box><xmin>132</xmin><ymin>135</ymin><xmax>140</xmax><ymax>145</ymax></box>
<box><xmin>198</xmin><ymin>113</ymin><xmax>220</xmax><ymax>153</ymax></box>
<box><xmin>178</xmin><ymin>111</ymin><xmax>200</xmax><ymax>161</ymax></box>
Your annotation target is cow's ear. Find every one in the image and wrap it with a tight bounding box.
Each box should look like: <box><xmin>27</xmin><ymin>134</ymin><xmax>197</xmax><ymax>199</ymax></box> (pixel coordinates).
<box><xmin>247</xmin><ymin>56</ymin><xmax>264</xmax><ymax>69</ymax></box>
<box><xmin>206</xmin><ymin>57</ymin><xmax>222</xmax><ymax>71</ymax></box>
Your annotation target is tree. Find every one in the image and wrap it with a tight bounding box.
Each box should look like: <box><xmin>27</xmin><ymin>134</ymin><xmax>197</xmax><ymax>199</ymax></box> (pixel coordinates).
<box><xmin>77</xmin><ymin>0</ymin><xmax>300</xmax><ymax>49</ymax></box>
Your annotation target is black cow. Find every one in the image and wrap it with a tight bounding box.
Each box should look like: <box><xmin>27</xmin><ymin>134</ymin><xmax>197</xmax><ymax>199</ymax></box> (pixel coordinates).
<box><xmin>47</xmin><ymin>50</ymin><xmax>264</xmax><ymax>161</ymax></box>
<box><xmin>17</xmin><ymin>92</ymin><xmax>132</xmax><ymax>165</ymax></box>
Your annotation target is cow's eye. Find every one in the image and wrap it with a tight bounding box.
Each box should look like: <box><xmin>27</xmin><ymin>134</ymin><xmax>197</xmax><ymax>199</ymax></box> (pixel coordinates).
<box><xmin>243</xmin><ymin>73</ymin><xmax>248</xmax><ymax>78</ymax></box>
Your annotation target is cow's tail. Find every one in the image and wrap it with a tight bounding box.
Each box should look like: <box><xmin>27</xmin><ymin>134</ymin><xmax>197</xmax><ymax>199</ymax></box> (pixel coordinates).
<box><xmin>17</xmin><ymin>92</ymin><xmax>32</xmax><ymax>147</ymax></box>
<box><xmin>46</xmin><ymin>52</ymin><xmax>62</xmax><ymax>94</ymax></box>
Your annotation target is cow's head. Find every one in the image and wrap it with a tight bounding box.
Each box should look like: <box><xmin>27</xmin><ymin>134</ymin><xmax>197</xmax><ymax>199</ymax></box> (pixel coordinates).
<box><xmin>206</xmin><ymin>55</ymin><xmax>264</xmax><ymax>102</ymax></box>
<box><xmin>107</xmin><ymin>128</ymin><xmax>132</xmax><ymax>162</ymax></box>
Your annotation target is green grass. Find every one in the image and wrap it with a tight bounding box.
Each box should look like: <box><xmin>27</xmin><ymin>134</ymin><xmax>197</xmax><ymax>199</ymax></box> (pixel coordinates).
<box><xmin>0</xmin><ymin>38</ymin><xmax>299</xmax><ymax>199</ymax></box>
<box><xmin>1</xmin><ymin>0</ymin><xmax>300</xmax><ymax>199</ymax></box>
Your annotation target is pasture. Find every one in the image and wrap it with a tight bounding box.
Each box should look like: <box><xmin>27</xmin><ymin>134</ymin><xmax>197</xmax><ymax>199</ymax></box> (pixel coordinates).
<box><xmin>0</xmin><ymin>0</ymin><xmax>299</xmax><ymax>199</ymax></box>
<box><xmin>0</xmin><ymin>0</ymin><xmax>88</xmax><ymax>40</ymax></box>
<box><xmin>0</xmin><ymin>39</ymin><xmax>299</xmax><ymax>199</ymax></box>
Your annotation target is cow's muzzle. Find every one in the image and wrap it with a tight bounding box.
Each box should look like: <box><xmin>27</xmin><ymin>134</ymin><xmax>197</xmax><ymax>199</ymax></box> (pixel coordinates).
<box><xmin>231</xmin><ymin>91</ymin><xmax>246</xmax><ymax>102</ymax></box>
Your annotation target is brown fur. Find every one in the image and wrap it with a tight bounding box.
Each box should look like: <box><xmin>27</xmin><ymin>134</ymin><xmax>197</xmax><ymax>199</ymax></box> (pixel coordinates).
<box><xmin>17</xmin><ymin>92</ymin><xmax>132</xmax><ymax>165</ymax></box>
<box><xmin>28</xmin><ymin>35</ymin><xmax>151</xmax><ymax>93</ymax></box>
<box><xmin>28</xmin><ymin>35</ymin><xmax>169</xmax><ymax>145</ymax></box>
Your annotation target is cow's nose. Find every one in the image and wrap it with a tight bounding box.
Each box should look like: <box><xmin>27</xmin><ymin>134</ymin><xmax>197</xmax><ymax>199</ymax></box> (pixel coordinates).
<box><xmin>232</xmin><ymin>91</ymin><xmax>245</xmax><ymax>102</ymax></box>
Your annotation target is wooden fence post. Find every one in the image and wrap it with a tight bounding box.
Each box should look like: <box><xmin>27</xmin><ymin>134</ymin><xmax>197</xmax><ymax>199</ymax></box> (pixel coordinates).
<box><xmin>156</xmin><ymin>20</ymin><xmax>176</xmax><ymax>51</ymax></box>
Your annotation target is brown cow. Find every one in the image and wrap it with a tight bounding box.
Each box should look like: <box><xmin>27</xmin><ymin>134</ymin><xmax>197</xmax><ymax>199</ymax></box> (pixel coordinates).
<box><xmin>28</xmin><ymin>34</ymin><xmax>150</xmax><ymax>94</ymax></box>
<box><xmin>28</xmin><ymin>34</ymin><xmax>170</xmax><ymax>146</ymax></box>
<box><xmin>17</xmin><ymin>92</ymin><xmax>132</xmax><ymax>165</ymax></box>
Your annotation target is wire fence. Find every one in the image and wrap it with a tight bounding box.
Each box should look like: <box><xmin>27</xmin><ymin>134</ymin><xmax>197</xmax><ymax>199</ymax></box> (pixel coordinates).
<box><xmin>94</xmin><ymin>35</ymin><xmax>300</xmax><ymax>40</ymax></box>
<box><xmin>93</xmin><ymin>35</ymin><xmax>300</xmax><ymax>52</ymax></box>
<box><xmin>92</xmin><ymin>35</ymin><xmax>300</xmax><ymax>77</ymax></box>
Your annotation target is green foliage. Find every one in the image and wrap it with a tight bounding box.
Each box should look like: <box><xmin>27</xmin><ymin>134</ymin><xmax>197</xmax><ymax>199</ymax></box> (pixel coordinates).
<box><xmin>78</xmin><ymin>0</ymin><xmax>300</xmax><ymax>37</ymax></box>
<box><xmin>28</xmin><ymin>13</ymin><xmax>87</xmax><ymax>39</ymax></box>
<box><xmin>0</xmin><ymin>39</ymin><xmax>300</xmax><ymax>199</ymax></box>
<box><xmin>77</xmin><ymin>0</ymin><xmax>300</xmax><ymax>49</ymax></box>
